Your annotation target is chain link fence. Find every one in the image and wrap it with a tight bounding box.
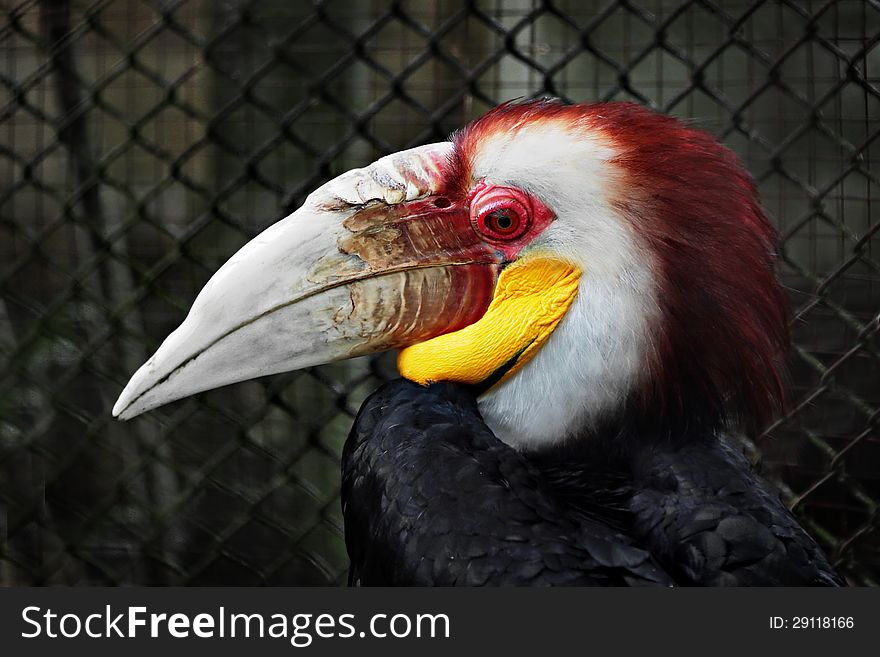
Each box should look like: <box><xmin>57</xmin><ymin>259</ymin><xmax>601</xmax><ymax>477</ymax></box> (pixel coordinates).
<box><xmin>0</xmin><ymin>0</ymin><xmax>878</xmax><ymax>586</ymax></box>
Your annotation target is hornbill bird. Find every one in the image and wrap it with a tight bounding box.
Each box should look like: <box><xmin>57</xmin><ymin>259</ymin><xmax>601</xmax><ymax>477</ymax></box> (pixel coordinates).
<box><xmin>114</xmin><ymin>99</ymin><xmax>843</xmax><ymax>586</ymax></box>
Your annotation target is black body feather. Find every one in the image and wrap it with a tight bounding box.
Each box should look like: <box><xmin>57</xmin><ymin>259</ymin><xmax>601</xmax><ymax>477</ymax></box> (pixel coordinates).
<box><xmin>341</xmin><ymin>379</ymin><xmax>843</xmax><ymax>587</ymax></box>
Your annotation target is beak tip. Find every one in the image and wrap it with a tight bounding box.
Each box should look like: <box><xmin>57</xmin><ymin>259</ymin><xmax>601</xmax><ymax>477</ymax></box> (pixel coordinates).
<box><xmin>112</xmin><ymin>364</ymin><xmax>153</xmax><ymax>420</ymax></box>
<box><xmin>112</xmin><ymin>390</ymin><xmax>135</xmax><ymax>420</ymax></box>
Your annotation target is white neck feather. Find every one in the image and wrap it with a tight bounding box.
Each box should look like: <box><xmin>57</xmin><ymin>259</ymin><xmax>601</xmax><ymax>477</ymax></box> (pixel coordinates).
<box><xmin>477</xmin><ymin>253</ymin><xmax>656</xmax><ymax>450</ymax></box>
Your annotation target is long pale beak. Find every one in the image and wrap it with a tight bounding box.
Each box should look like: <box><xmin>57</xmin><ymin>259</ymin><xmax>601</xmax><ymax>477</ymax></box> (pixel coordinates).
<box><xmin>113</xmin><ymin>143</ymin><xmax>500</xmax><ymax>420</ymax></box>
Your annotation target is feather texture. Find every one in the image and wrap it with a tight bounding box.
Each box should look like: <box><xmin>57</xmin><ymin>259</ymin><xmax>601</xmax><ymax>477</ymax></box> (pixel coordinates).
<box><xmin>342</xmin><ymin>379</ymin><xmax>842</xmax><ymax>587</ymax></box>
<box><xmin>343</xmin><ymin>380</ymin><xmax>672</xmax><ymax>586</ymax></box>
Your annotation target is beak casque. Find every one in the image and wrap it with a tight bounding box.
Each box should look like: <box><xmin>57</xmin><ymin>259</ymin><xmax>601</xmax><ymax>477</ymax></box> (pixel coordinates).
<box><xmin>113</xmin><ymin>143</ymin><xmax>501</xmax><ymax>420</ymax></box>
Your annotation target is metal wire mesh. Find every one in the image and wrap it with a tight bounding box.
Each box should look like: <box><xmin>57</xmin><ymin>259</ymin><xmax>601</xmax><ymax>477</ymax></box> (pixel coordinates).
<box><xmin>0</xmin><ymin>0</ymin><xmax>878</xmax><ymax>586</ymax></box>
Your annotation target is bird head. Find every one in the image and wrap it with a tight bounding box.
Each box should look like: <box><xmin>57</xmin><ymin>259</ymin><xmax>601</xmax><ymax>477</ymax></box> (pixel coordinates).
<box><xmin>113</xmin><ymin>100</ymin><xmax>788</xmax><ymax>448</ymax></box>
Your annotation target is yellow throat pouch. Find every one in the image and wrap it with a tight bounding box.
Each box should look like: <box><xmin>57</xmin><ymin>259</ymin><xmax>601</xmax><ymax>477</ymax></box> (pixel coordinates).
<box><xmin>398</xmin><ymin>257</ymin><xmax>581</xmax><ymax>391</ymax></box>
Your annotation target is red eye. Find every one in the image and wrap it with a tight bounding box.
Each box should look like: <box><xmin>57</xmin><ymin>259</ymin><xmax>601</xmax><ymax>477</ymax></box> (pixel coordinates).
<box><xmin>478</xmin><ymin>202</ymin><xmax>527</xmax><ymax>240</ymax></box>
<box><xmin>471</xmin><ymin>185</ymin><xmax>531</xmax><ymax>242</ymax></box>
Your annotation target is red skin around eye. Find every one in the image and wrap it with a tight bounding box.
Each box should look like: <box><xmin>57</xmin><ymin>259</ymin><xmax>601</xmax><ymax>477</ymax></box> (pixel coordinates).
<box><xmin>468</xmin><ymin>180</ymin><xmax>556</xmax><ymax>261</ymax></box>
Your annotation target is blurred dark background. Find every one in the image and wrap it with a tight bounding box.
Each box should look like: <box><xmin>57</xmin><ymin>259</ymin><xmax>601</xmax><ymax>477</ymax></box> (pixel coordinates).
<box><xmin>0</xmin><ymin>0</ymin><xmax>878</xmax><ymax>586</ymax></box>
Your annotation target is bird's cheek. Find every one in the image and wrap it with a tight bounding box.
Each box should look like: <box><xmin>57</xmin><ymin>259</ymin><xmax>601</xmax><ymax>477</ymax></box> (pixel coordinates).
<box><xmin>396</xmin><ymin>256</ymin><xmax>581</xmax><ymax>392</ymax></box>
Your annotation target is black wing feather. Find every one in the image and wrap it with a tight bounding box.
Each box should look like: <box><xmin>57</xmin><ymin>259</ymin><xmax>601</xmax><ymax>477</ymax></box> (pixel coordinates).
<box><xmin>628</xmin><ymin>436</ymin><xmax>843</xmax><ymax>586</ymax></box>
